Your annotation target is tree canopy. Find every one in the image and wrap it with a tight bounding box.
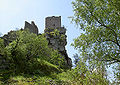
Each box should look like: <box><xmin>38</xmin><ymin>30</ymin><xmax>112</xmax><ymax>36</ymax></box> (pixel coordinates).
<box><xmin>72</xmin><ymin>0</ymin><xmax>120</xmax><ymax>83</ymax></box>
<box><xmin>0</xmin><ymin>30</ymin><xmax>67</xmax><ymax>75</ymax></box>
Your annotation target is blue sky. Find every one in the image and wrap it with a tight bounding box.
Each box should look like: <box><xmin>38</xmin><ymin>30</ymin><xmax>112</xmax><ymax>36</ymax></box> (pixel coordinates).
<box><xmin>0</xmin><ymin>0</ymin><xmax>81</xmax><ymax>61</ymax></box>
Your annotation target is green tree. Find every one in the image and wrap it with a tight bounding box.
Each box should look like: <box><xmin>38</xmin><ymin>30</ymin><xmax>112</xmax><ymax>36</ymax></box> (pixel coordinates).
<box><xmin>3</xmin><ymin>30</ymin><xmax>65</xmax><ymax>74</ymax></box>
<box><xmin>72</xmin><ymin>0</ymin><xmax>120</xmax><ymax>82</ymax></box>
<box><xmin>57</xmin><ymin>57</ymin><xmax>109</xmax><ymax>85</ymax></box>
<box><xmin>0</xmin><ymin>38</ymin><xmax>4</xmax><ymax>55</ymax></box>
<box><xmin>73</xmin><ymin>53</ymin><xmax>80</xmax><ymax>67</ymax></box>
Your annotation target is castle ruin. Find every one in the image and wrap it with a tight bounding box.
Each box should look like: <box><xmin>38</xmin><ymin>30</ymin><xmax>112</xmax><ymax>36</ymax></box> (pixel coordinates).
<box><xmin>23</xmin><ymin>16</ymin><xmax>72</xmax><ymax>67</ymax></box>
<box><xmin>0</xmin><ymin>16</ymin><xmax>72</xmax><ymax>69</ymax></box>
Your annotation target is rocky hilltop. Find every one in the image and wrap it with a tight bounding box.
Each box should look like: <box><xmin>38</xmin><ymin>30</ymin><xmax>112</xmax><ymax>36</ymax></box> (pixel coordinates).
<box><xmin>1</xmin><ymin>16</ymin><xmax>72</xmax><ymax>68</ymax></box>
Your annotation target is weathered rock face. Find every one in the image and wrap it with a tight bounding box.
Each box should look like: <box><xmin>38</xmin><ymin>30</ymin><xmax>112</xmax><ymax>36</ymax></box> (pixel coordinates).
<box><xmin>24</xmin><ymin>21</ymin><xmax>39</xmax><ymax>35</ymax></box>
<box><xmin>44</xmin><ymin>16</ymin><xmax>72</xmax><ymax>67</ymax></box>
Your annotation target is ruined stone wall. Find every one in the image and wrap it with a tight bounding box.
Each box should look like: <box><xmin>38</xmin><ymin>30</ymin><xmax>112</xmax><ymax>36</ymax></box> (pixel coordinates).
<box><xmin>24</xmin><ymin>21</ymin><xmax>38</xmax><ymax>35</ymax></box>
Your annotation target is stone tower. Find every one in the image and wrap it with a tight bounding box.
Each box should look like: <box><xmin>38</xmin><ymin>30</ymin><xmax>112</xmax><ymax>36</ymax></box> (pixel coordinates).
<box><xmin>45</xmin><ymin>16</ymin><xmax>72</xmax><ymax>68</ymax></box>
<box><xmin>45</xmin><ymin>16</ymin><xmax>61</xmax><ymax>29</ymax></box>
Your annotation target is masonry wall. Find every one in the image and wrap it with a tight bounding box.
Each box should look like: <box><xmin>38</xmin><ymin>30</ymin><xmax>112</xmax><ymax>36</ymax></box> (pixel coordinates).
<box><xmin>45</xmin><ymin>16</ymin><xmax>61</xmax><ymax>29</ymax></box>
<box><xmin>24</xmin><ymin>21</ymin><xmax>38</xmax><ymax>35</ymax></box>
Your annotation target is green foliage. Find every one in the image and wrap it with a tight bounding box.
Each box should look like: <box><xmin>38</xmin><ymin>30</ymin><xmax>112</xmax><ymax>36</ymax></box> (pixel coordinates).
<box><xmin>57</xmin><ymin>57</ymin><xmax>109</xmax><ymax>85</ymax></box>
<box><xmin>45</xmin><ymin>28</ymin><xmax>60</xmax><ymax>37</ymax></box>
<box><xmin>0</xmin><ymin>62</ymin><xmax>109</xmax><ymax>85</ymax></box>
<box><xmin>0</xmin><ymin>30</ymin><xmax>69</xmax><ymax>85</ymax></box>
<box><xmin>73</xmin><ymin>53</ymin><xmax>80</xmax><ymax>66</ymax></box>
<box><xmin>49</xmin><ymin>50</ymin><xmax>66</xmax><ymax>69</ymax></box>
<box><xmin>0</xmin><ymin>56</ymin><xmax>108</xmax><ymax>85</ymax></box>
<box><xmin>72</xmin><ymin>0</ymin><xmax>120</xmax><ymax>82</ymax></box>
<box><xmin>45</xmin><ymin>28</ymin><xmax>66</xmax><ymax>41</ymax></box>
<box><xmin>0</xmin><ymin>38</ymin><xmax>4</xmax><ymax>55</ymax></box>
<box><xmin>72</xmin><ymin>0</ymin><xmax>120</xmax><ymax>63</ymax></box>
<box><xmin>0</xmin><ymin>29</ymin><xmax>109</xmax><ymax>85</ymax></box>
<box><xmin>60</xmin><ymin>34</ymin><xmax>66</xmax><ymax>41</ymax></box>
<box><xmin>0</xmin><ymin>30</ymin><xmax>65</xmax><ymax>76</ymax></box>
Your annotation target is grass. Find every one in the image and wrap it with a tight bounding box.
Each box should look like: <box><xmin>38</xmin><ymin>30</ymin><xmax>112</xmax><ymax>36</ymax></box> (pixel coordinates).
<box><xmin>0</xmin><ymin>59</ymin><xmax>69</xmax><ymax>85</ymax></box>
